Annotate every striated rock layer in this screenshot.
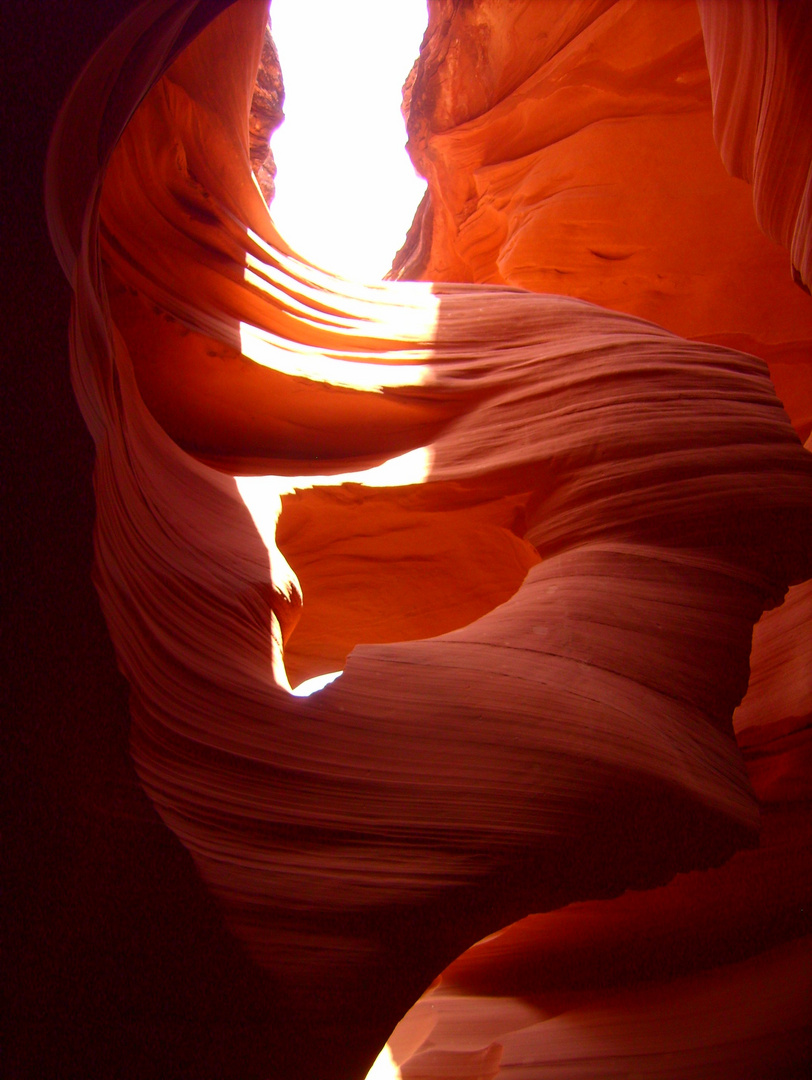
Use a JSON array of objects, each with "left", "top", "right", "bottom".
[
  {"left": 393, "top": 0, "right": 812, "bottom": 442},
  {"left": 385, "top": 2, "right": 812, "bottom": 1077},
  {"left": 45, "top": 1, "right": 812, "bottom": 1078}
]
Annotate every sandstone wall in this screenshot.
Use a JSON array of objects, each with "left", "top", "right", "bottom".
[{"left": 39, "top": 2, "right": 812, "bottom": 1077}]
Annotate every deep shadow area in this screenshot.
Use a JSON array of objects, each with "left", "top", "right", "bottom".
[{"left": 5, "top": 3, "right": 292, "bottom": 1077}]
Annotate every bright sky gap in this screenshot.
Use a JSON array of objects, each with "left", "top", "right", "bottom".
[{"left": 268, "top": 0, "right": 429, "bottom": 281}]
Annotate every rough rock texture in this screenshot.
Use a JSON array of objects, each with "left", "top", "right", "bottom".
[
  {"left": 40, "top": 1, "right": 812, "bottom": 1079},
  {"left": 383, "top": 2, "right": 812, "bottom": 1076},
  {"left": 392, "top": 0, "right": 812, "bottom": 443},
  {"left": 249, "top": 20, "right": 284, "bottom": 204}
]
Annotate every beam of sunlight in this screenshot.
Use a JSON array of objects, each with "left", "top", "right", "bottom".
[
  {"left": 289, "top": 670, "right": 343, "bottom": 698},
  {"left": 364, "top": 1043, "right": 402, "bottom": 1080},
  {"left": 235, "top": 446, "right": 433, "bottom": 533},
  {"left": 239, "top": 319, "right": 433, "bottom": 389},
  {"left": 269, "top": 0, "right": 428, "bottom": 280},
  {"left": 237, "top": 446, "right": 433, "bottom": 500},
  {"left": 237, "top": 2, "right": 436, "bottom": 699},
  {"left": 235, "top": 444, "right": 433, "bottom": 696}
]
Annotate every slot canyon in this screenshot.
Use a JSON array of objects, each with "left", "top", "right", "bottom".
[{"left": 7, "top": 1, "right": 812, "bottom": 1078}]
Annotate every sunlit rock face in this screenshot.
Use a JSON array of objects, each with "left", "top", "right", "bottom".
[
  {"left": 393, "top": 0, "right": 812, "bottom": 442},
  {"left": 385, "top": 2, "right": 812, "bottom": 1076},
  {"left": 45, "top": 1, "right": 812, "bottom": 1078},
  {"left": 249, "top": 20, "right": 284, "bottom": 204}
]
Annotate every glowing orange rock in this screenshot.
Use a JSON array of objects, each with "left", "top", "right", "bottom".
[
  {"left": 45, "top": 1, "right": 812, "bottom": 1077},
  {"left": 383, "top": 2, "right": 812, "bottom": 1075},
  {"left": 394, "top": 0, "right": 812, "bottom": 442}
]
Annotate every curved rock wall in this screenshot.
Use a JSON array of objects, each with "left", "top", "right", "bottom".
[
  {"left": 44, "top": 1, "right": 812, "bottom": 1078},
  {"left": 386, "top": 2, "right": 812, "bottom": 1076},
  {"left": 699, "top": 0, "right": 812, "bottom": 293},
  {"left": 393, "top": 0, "right": 812, "bottom": 442}
]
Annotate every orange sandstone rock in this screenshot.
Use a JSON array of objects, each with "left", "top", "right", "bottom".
[
  {"left": 394, "top": 0, "right": 812, "bottom": 440},
  {"left": 383, "top": 4, "right": 812, "bottom": 1076},
  {"left": 698, "top": 0, "right": 812, "bottom": 293},
  {"left": 44, "top": 1, "right": 812, "bottom": 1078}
]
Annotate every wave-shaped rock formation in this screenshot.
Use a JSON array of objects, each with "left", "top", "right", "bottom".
[
  {"left": 393, "top": 0, "right": 812, "bottom": 442},
  {"left": 43, "top": 1, "right": 811, "bottom": 1077}
]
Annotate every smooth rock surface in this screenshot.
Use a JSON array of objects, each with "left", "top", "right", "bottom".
[
  {"left": 393, "top": 0, "right": 812, "bottom": 442},
  {"left": 40, "top": 1, "right": 812, "bottom": 1078}
]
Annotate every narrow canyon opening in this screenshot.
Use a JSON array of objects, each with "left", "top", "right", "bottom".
[
  {"left": 267, "top": 0, "right": 429, "bottom": 280},
  {"left": 244, "top": 1, "right": 542, "bottom": 696}
]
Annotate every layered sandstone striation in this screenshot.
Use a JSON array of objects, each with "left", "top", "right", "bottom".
[
  {"left": 383, "top": 2, "right": 812, "bottom": 1076},
  {"left": 45, "top": 1, "right": 812, "bottom": 1078},
  {"left": 699, "top": 0, "right": 812, "bottom": 295}
]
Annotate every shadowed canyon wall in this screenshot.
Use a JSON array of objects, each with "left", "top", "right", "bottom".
[{"left": 8, "top": 1, "right": 811, "bottom": 1078}]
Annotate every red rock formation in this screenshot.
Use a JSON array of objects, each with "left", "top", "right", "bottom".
[
  {"left": 249, "top": 20, "right": 285, "bottom": 204},
  {"left": 698, "top": 0, "right": 812, "bottom": 294},
  {"left": 393, "top": 0, "right": 812, "bottom": 441},
  {"left": 383, "top": 3, "right": 812, "bottom": 1076},
  {"left": 43, "top": 1, "right": 812, "bottom": 1078}
]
